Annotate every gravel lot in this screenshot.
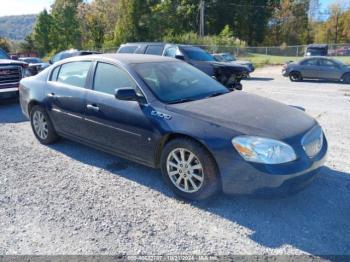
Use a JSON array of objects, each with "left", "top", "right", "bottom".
[{"left": 0, "top": 66, "right": 349, "bottom": 256}]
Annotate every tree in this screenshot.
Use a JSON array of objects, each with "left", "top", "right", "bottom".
[
  {"left": 19, "top": 35, "right": 36, "bottom": 53},
  {"left": 78, "top": 0, "right": 119, "bottom": 49},
  {"left": 113, "top": 0, "right": 155, "bottom": 45},
  {"left": 50, "top": 0, "right": 83, "bottom": 51},
  {"left": 32, "top": 9, "right": 54, "bottom": 56},
  {"left": 264, "top": 0, "right": 310, "bottom": 45},
  {"left": 0, "top": 37, "right": 11, "bottom": 53}
]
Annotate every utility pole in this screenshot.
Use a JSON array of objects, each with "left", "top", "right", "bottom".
[{"left": 199, "top": 0, "right": 205, "bottom": 37}]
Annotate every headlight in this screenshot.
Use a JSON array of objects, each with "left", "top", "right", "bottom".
[
  {"left": 232, "top": 136, "right": 297, "bottom": 164},
  {"left": 22, "top": 68, "right": 32, "bottom": 78}
]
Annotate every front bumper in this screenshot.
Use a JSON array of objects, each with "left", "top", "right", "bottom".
[
  {"left": 217, "top": 136, "right": 328, "bottom": 196},
  {"left": 0, "top": 84, "right": 19, "bottom": 99},
  {"left": 282, "top": 69, "right": 289, "bottom": 77}
]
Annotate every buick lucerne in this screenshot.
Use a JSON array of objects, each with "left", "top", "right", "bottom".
[{"left": 19, "top": 54, "right": 327, "bottom": 200}]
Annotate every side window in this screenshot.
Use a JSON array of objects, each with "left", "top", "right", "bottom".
[
  {"left": 302, "top": 59, "right": 318, "bottom": 66},
  {"left": 320, "top": 59, "right": 337, "bottom": 68},
  {"left": 118, "top": 46, "right": 138, "bottom": 54},
  {"left": 93, "top": 63, "right": 136, "bottom": 95},
  {"left": 50, "top": 66, "right": 60, "bottom": 81},
  {"left": 145, "top": 45, "right": 163, "bottom": 55},
  {"left": 57, "top": 61, "right": 91, "bottom": 88},
  {"left": 164, "top": 47, "right": 177, "bottom": 58}
]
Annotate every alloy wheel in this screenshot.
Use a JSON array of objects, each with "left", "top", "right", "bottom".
[
  {"left": 32, "top": 111, "right": 49, "bottom": 140},
  {"left": 166, "top": 148, "right": 204, "bottom": 193}
]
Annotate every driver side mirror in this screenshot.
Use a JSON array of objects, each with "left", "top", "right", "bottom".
[
  {"left": 175, "top": 55, "right": 185, "bottom": 61},
  {"left": 115, "top": 88, "right": 140, "bottom": 102}
]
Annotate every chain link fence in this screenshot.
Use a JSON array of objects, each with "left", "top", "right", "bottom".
[
  {"left": 99, "top": 44, "right": 350, "bottom": 65},
  {"left": 197, "top": 43, "right": 350, "bottom": 58}
]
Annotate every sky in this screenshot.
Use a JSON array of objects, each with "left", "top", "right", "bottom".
[
  {"left": 0, "top": 0, "right": 54, "bottom": 16},
  {"left": 0, "top": 0, "right": 348, "bottom": 17}
]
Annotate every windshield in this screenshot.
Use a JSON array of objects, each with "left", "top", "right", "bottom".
[
  {"left": 306, "top": 48, "right": 327, "bottom": 56},
  {"left": 133, "top": 61, "right": 229, "bottom": 103},
  {"left": 222, "top": 53, "right": 236, "bottom": 62},
  {"left": 181, "top": 47, "right": 215, "bottom": 61},
  {"left": 0, "top": 49, "right": 10, "bottom": 59}
]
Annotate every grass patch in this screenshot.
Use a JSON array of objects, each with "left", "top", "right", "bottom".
[{"left": 238, "top": 53, "right": 350, "bottom": 67}]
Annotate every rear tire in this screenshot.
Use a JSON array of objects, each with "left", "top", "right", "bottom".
[
  {"left": 30, "top": 105, "right": 59, "bottom": 144},
  {"left": 342, "top": 73, "right": 350, "bottom": 84},
  {"left": 289, "top": 71, "right": 302, "bottom": 82},
  {"left": 160, "top": 138, "right": 220, "bottom": 201}
]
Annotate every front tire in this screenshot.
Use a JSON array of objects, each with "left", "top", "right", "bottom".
[
  {"left": 289, "top": 71, "right": 302, "bottom": 82},
  {"left": 30, "top": 105, "right": 59, "bottom": 144},
  {"left": 160, "top": 138, "right": 220, "bottom": 201}
]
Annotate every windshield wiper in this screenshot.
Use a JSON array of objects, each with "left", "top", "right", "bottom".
[
  {"left": 168, "top": 98, "right": 196, "bottom": 104},
  {"left": 204, "top": 92, "right": 227, "bottom": 99}
]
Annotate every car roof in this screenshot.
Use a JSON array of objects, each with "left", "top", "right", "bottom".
[
  {"left": 19, "top": 57, "right": 40, "bottom": 59},
  {"left": 121, "top": 42, "right": 166, "bottom": 46},
  {"left": 302, "top": 56, "right": 332, "bottom": 59},
  {"left": 58, "top": 53, "right": 177, "bottom": 64},
  {"left": 121, "top": 42, "right": 203, "bottom": 49},
  {"left": 307, "top": 44, "right": 328, "bottom": 48}
]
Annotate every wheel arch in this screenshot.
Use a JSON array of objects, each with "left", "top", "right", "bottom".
[
  {"left": 289, "top": 70, "right": 302, "bottom": 76},
  {"left": 154, "top": 133, "right": 221, "bottom": 177},
  {"left": 28, "top": 100, "right": 40, "bottom": 115},
  {"left": 341, "top": 71, "right": 350, "bottom": 80}
]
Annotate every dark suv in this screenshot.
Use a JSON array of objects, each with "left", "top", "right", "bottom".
[
  {"left": 117, "top": 43, "right": 249, "bottom": 90},
  {"left": 0, "top": 48, "right": 31, "bottom": 100}
]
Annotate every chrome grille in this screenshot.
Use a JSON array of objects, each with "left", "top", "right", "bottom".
[
  {"left": 302, "top": 125, "right": 323, "bottom": 158},
  {"left": 0, "top": 66, "right": 22, "bottom": 85}
]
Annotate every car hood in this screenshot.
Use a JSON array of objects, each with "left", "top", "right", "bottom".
[
  {"left": 209, "top": 61, "right": 248, "bottom": 70},
  {"left": 0, "top": 59, "right": 27, "bottom": 67},
  {"left": 29, "top": 62, "right": 50, "bottom": 67},
  {"left": 188, "top": 60, "right": 248, "bottom": 76},
  {"left": 235, "top": 60, "right": 251, "bottom": 65},
  {"left": 166, "top": 92, "right": 316, "bottom": 140}
]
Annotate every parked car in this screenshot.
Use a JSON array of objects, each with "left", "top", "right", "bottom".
[
  {"left": 20, "top": 54, "right": 327, "bottom": 200},
  {"left": 304, "top": 44, "right": 328, "bottom": 57},
  {"left": 117, "top": 43, "right": 249, "bottom": 90},
  {"left": 328, "top": 46, "right": 350, "bottom": 56},
  {"left": 282, "top": 56, "right": 350, "bottom": 83},
  {"left": 0, "top": 48, "right": 32, "bottom": 100},
  {"left": 212, "top": 53, "right": 255, "bottom": 73},
  {"left": 19, "top": 57, "right": 50, "bottom": 73},
  {"left": 49, "top": 49, "right": 101, "bottom": 64}
]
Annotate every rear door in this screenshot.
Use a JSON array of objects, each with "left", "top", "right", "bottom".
[
  {"left": 83, "top": 62, "right": 156, "bottom": 163},
  {"left": 46, "top": 61, "right": 92, "bottom": 136},
  {"left": 318, "top": 58, "right": 343, "bottom": 80},
  {"left": 299, "top": 58, "right": 320, "bottom": 78}
]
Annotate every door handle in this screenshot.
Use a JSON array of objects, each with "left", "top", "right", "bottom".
[
  {"left": 47, "top": 92, "right": 55, "bottom": 98},
  {"left": 87, "top": 104, "right": 100, "bottom": 112}
]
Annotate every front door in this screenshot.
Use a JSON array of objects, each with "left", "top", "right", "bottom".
[
  {"left": 83, "top": 62, "right": 156, "bottom": 164},
  {"left": 46, "top": 61, "right": 92, "bottom": 136}
]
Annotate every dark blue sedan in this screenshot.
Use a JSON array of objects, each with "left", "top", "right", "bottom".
[{"left": 19, "top": 54, "right": 327, "bottom": 200}]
